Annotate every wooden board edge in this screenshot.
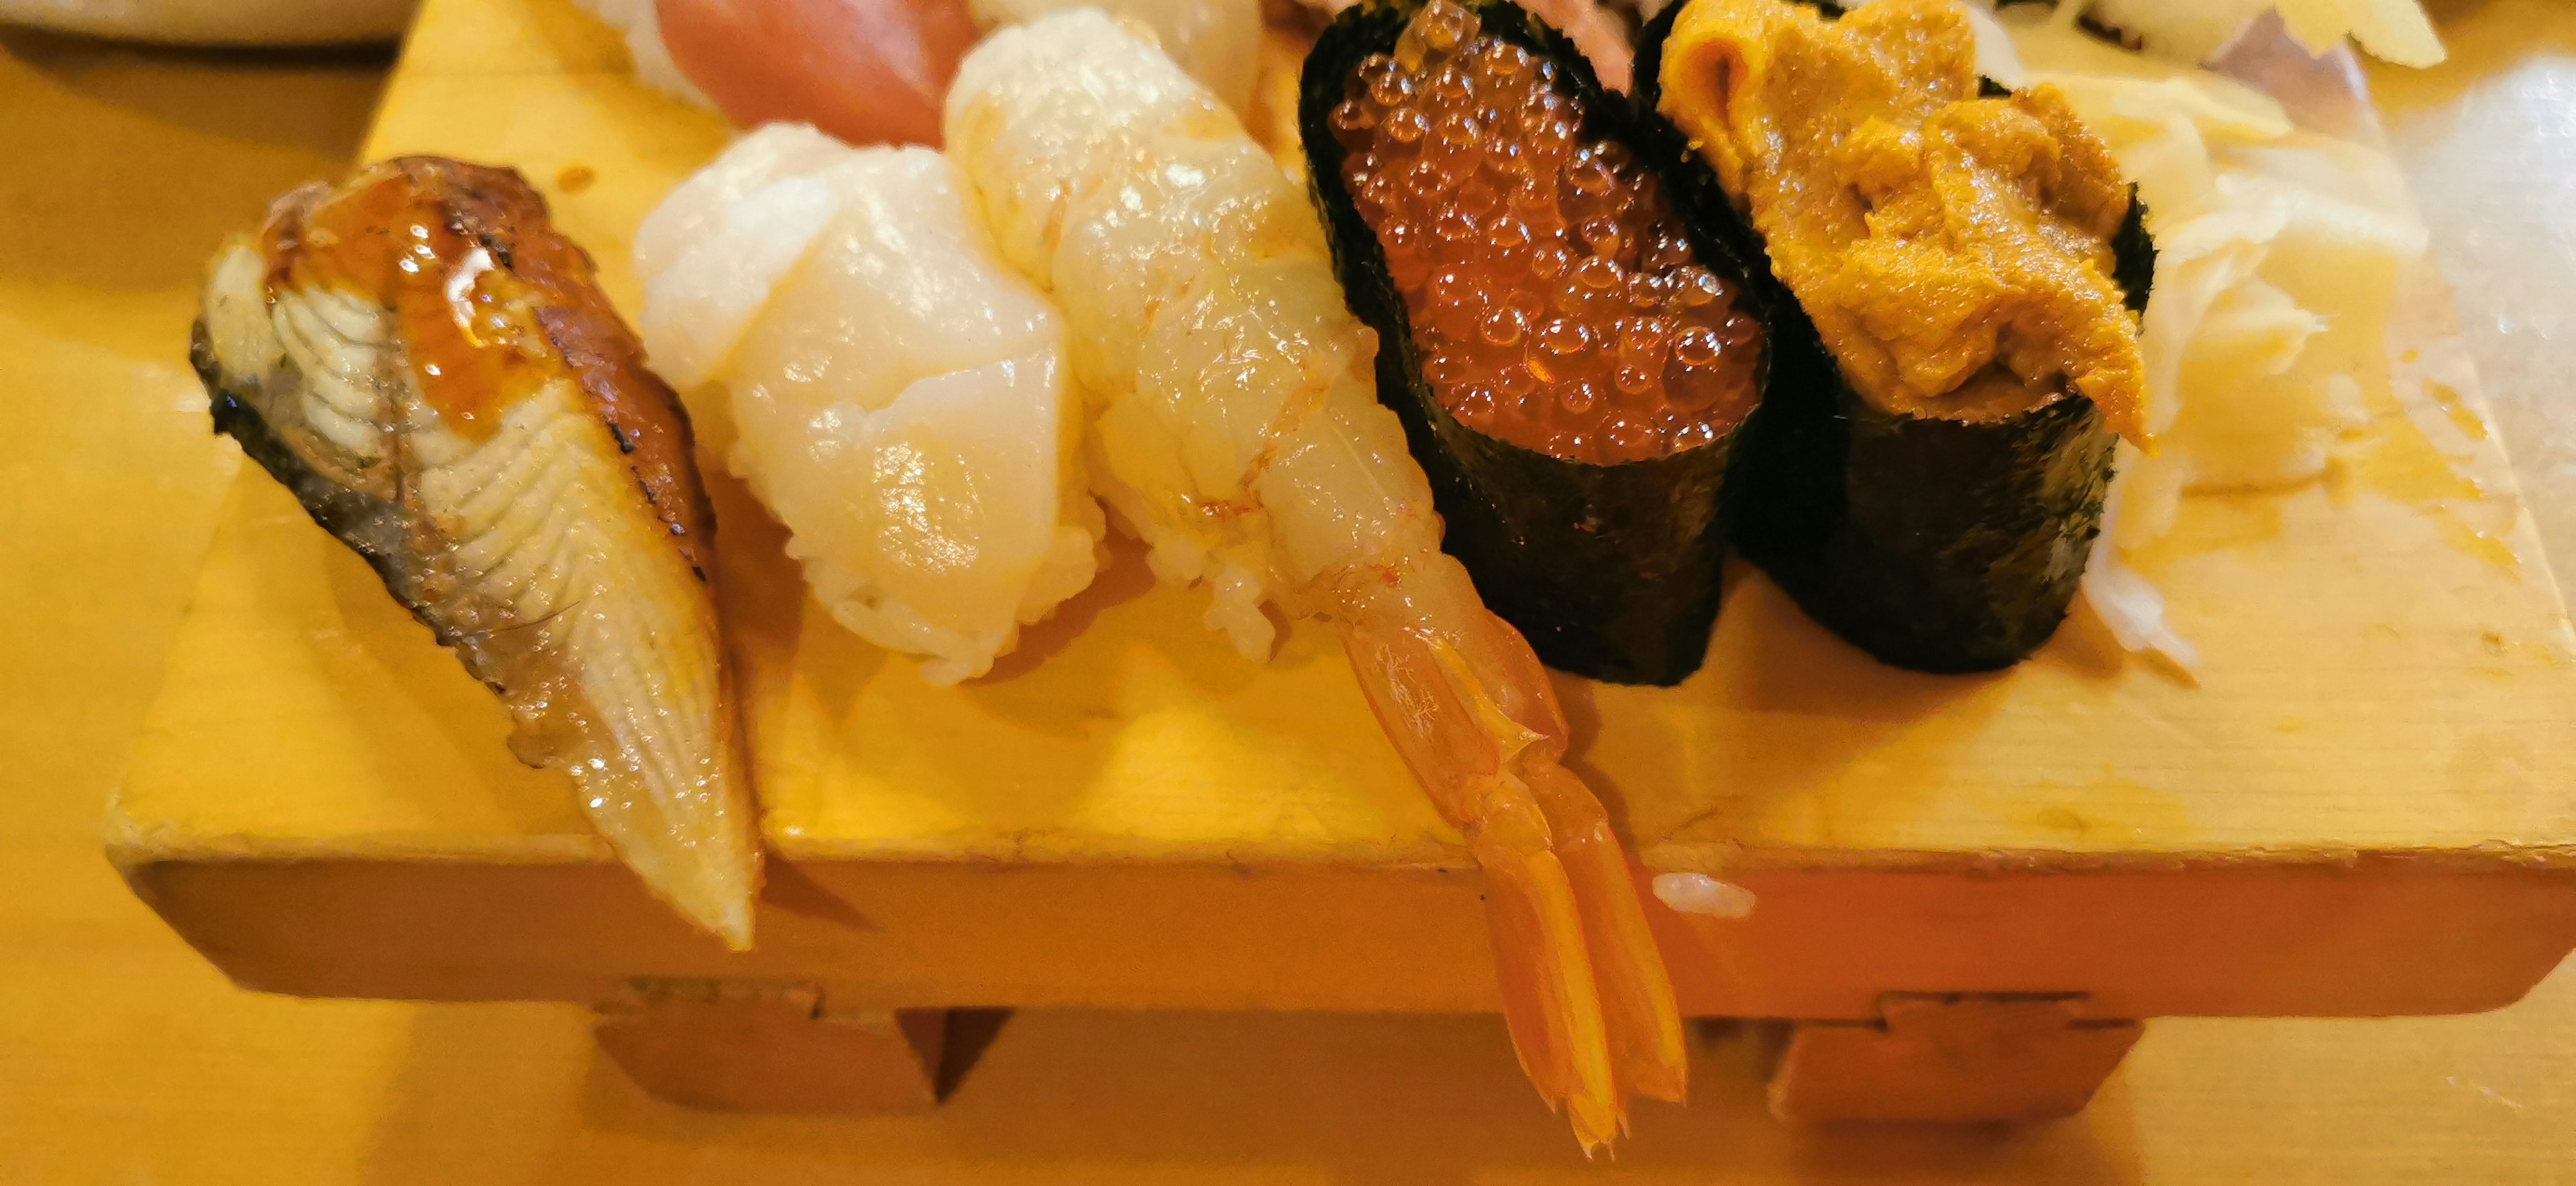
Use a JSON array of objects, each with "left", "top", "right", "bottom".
[{"left": 121, "top": 853, "right": 2576, "bottom": 1022}]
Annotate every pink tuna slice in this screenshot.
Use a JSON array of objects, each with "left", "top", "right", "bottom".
[{"left": 657, "top": 0, "right": 983, "bottom": 146}]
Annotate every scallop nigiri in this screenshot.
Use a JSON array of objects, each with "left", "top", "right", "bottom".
[
  {"left": 947, "top": 11, "right": 1685, "bottom": 1150},
  {"left": 633, "top": 124, "right": 1104, "bottom": 684},
  {"left": 191, "top": 158, "right": 760, "bottom": 947}
]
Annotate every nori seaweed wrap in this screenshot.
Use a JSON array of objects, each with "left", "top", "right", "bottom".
[
  {"left": 1641, "top": 0, "right": 2157, "bottom": 673},
  {"left": 1301, "top": 0, "right": 1774, "bottom": 686}
]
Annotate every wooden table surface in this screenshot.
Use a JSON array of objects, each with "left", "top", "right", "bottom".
[{"left": 7, "top": 0, "right": 2576, "bottom": 1179}]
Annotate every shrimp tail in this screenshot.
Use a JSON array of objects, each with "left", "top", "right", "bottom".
[
  {"left": 1520, "top": 759, "right": 1690, "bottom": 1108},
  {"left": 1470, "top": 784, "right": 1624, "bottom": 1150},
  {"left": 936, "top": 9, "right": 1683, "bottom": 1146},
  {"left": 1342, "top": 596, "right": 1686, "bottom": 1152}
]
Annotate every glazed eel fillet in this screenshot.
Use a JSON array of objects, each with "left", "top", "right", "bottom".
[{"left": 190, "top": 158, "right": 760, "bottom": 947}]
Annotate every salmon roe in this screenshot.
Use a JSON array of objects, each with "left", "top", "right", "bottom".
[{"left": 1331, "top": 0, "right": 1760, "bottom": 466}]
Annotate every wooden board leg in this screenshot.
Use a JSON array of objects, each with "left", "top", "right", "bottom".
[
  {"left": 1767, "top": 993, "right": 2141, "bottom": 1124},
  {"left": 594, "top": 980, "right": 952, "bottom": 1113}
]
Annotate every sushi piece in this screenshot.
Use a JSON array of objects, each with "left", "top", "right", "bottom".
[
  {"left": 191, "top": 158, "right": 760, "bottom": 947},
  {"left": 1298, "top": 0, "right": 1644, "bottom": 91},
  {"left": 970, "top": 0, "right": 1264, "bottom": 116},
  {"left": 1301, "top": 0, "right": 1769, "bottom": 686},
  {"left": 571, "top": 0, "right": 714, "bottom": 108},
  {"left": 655, "top": 0, "right": 983, "bottom": 146},
  {"left": 605, "top": 0, "right": 1266, "bottom": 143},
  {"left": 947, "top": 10, "right": 1684, "bottom": 1150},
  {"left": 633, "top": 124, "right": 1105, "bottom": 684},
  {"left": 1648, "top": 0, "right": 2155, "bottom": 672}
]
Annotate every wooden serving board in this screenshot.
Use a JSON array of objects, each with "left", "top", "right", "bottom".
[{"left": 115, "top": 0, "right": 2576, "bottom": 1042}]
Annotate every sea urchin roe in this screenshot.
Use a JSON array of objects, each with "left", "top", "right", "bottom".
[
  {"left": 268, "top": 164, "right": 561, "bottom": 438},
  {"left": 1656, "top": 0, "right": 2144, "bottom": 440},
  {"left": 1332, "top": 0, "right": 1760, "bottom": 466}
]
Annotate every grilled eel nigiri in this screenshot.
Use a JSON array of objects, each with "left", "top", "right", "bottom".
[{"left": 191, "top": 158, "right": 760, "bottom": 947}]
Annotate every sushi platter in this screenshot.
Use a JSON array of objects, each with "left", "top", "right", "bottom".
[{"left": 114, "top": 0, "right": 2576, "bottom": 1130}]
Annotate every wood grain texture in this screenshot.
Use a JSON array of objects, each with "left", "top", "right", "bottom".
[
  {"left": 103, "top": 0, "right": 2576, "bottom": 1018},
  {"left": 9, "top": 6, "right": 2576, "bottom": 1176}
]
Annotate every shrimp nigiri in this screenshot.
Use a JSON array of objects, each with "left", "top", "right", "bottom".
[
  {"left": 946, "top": 11, "right": 1684, "bottom": 1149},
  {"left": 191, "top": 159, "right": 760, "bottom": 947},
  {"left": 633, "top": 124, "right": 1104, "bottom": 683},
  {"left": 971, "top": 0, "right": 1263, "bottom": 114}
]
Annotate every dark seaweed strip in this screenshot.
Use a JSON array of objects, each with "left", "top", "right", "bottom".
[
  {"left": 1300, "top": 0, "right": 1770, "bottom": 686},
  {"left": 2114, "top": 194, "right": 2157, "bottom": 314},
  {"left": 1629, "top": 1, "right": 1779, "bottom": 321},
  {"left": 1637, "top": 3, "right": 2156, "bottom": 673}
]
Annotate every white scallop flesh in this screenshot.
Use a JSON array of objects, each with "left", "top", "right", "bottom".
[{"left": 637, "top": 124, "right": 1104, "bottom": 684}]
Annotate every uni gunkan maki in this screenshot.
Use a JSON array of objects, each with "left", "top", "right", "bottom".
[
  {"left": 1301, "top": 0, "right": 1768, "bottom": 686},
  {"left": 1645, "top": 0, "right": 2156, "bottom": 673}
]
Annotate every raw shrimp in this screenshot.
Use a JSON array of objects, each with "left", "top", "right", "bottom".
[
  {"left": 970, "top": 0, "right": 1263, "bottom": 115},
  {"left": 946, "top": 10, "right": 1684, "bottom": 1149},
  {"left": 633, "top": 125, "right": 1104, "bottom": 684}
]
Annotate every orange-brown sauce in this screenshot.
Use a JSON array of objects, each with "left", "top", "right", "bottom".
[
  {"left": 266, "top": 162, "right": 559, "bottom": 438},
  {"left": 1332, "top": 0, "right": 1760, "bottom": 466}
]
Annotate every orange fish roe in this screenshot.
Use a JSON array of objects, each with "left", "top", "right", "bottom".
[{"left": 1331, "top": 0, "right": 1760, "bottom": 466}]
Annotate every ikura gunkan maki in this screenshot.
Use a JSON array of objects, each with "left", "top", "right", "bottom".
[
  {"left": 1322, "top": 16, "right": 1760, "bottom": 463},
  {"left": 1647, "top": 0, "right": 2155, "bottom": 673},
  {"left": 1301, "top": 0, "right": 1768, "bottom": 686}
]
